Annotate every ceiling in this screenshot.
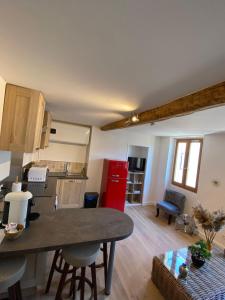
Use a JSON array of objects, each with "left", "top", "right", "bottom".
[{"left": 1, "top": 0, "right": 225, "bottom": 133}]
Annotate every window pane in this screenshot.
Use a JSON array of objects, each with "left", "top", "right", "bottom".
[
  {"left": 186, "top": 141, "right": 201, "bottom": 188},
  {"left": 174, "top": 142, "right": 186, "bottom": 183}
]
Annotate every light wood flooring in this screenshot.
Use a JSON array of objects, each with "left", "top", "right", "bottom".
[{"left": 27, "top": 205, "right": 198, "bottom": 300}]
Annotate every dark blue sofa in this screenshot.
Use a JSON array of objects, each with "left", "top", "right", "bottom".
[{"left": 156, "top": 189, "right": 186, "bottom": 224}]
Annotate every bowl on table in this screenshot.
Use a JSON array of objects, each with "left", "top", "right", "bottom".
[{"left": 4, "top": 223, "right": 24, "bottom": 240}]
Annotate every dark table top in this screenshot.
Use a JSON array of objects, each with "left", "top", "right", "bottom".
[{"left": 0, "top": 208, "right": 134, "bottom": 257}]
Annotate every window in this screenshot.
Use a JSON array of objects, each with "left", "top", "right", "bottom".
[{"left": 172, "top": 139, "right": 203, "bottom": 193}]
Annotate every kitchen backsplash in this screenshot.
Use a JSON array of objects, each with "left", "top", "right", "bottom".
[{"left": 33, "top": 160, "right": 86, "bottom": 174}]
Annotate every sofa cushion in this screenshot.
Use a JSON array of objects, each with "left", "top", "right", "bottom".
[
  {"left": 164, "top": 189, "right": 185, "bottom": 213},
  {"left": 157, "top": 200, "right": 180, "bottom": 215}
]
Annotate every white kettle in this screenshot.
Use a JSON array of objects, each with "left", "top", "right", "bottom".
[{"left": 3, "top": 191, "right": 33, "bottom": 227}]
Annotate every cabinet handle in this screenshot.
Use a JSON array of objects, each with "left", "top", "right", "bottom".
[{"left": 112, "top": 180, "right": 119, "bottom": 183}]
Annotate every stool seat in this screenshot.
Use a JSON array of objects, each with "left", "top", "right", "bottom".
[
  {"left": 62, "top": 243, "right": 100, "bottom": 268},
  {"left": 0, "top": 256, "right": 26, "bottom": 291}
]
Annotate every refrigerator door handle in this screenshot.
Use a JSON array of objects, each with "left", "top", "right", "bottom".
[
  {"left": 112, "top": 174, "right": 120, "bottom": 177},
  {"left": 111, "top": 180, "right": 119, "bottom": 183}
]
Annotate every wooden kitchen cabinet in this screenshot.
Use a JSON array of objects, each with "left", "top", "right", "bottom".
[
  {"left": 0, "top": 84, "right": 45, "bottom": 152},
  {"left": 40, "top": 111, "right": 52, "bottom": 149},
  {"left": 56, "top": 179, "right": 86, "bottom": 208}
]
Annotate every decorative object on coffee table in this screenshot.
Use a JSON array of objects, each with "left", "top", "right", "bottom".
[
  {"left": 193, "top": 205, "right": 225, "bottom": 251},
  {"left": 179, "top": 263, "right": 189, "bottom": 279},
  {"left": 189, "top": 240, "right": 211, "bottom": 268}
]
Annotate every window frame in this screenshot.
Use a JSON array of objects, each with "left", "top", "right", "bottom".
[{"left": 172, "top": 138, "right": 203, "bottom": 193}]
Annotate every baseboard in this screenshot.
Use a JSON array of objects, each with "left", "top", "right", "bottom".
[{"left": 142, "top": 202, "right": 155, "bottom": 206}]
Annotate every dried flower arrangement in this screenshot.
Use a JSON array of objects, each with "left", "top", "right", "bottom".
[{"left": 193, "top": 205, "right": 225, "bottom": 250}]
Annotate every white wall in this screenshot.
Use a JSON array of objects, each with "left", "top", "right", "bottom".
[
  {"left": 197, "top": 132, "right": 225, "bottom": 246},
  {"left": 150, "top": 137, "right": 171, "bottom": 203},
  {"left": 128, "top": 145, "right": 148, "bottom": 158},
  {"left": 23, "top": 152, "right": 34, "bottom": 166},
  {"left": 32, "top": 121, "right": 89, "bottom": 163},
  {"left": 150, "top": 137, "right": 198, "bottom": 213},
  {"left": 0, "top": 77, "right": 11, "bottom": 181},
  {"left": 150, "top": 133, "right": 225, "bottom": 246},
  {"left": 50, "top": 121, "right": 90, "bottom": 145},
  {"left": 86, "top": 126, "right": 156, "bottom": 204},
  {"left": 34, "top": 142, "right": 87, "bottom": 163}
]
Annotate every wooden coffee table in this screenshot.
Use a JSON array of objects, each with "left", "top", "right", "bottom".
[{"left": 152, "top": 247, "right": 225, "bottom": 300}]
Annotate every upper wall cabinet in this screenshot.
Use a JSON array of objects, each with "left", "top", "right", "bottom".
[
  {"left": 0, "top": 84, "right": 45, "bottom": 153},
  {"left": 50, "top": 121, "right": 91, "bottom": 145},
  {"left": 40, "top": 111, "right": 52, "bottom": 149}
]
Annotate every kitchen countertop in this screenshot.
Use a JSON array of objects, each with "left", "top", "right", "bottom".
[
  {"left": 0, "top": 208, "right": 134, "bottom": 256},
  {"left": 48, "top": 172, "right": 88, "bottom": 180},
  {"left": 25, "top": 172, "right": 88, "bottom": 198},
  {"left": 2, "top": 172, "right": 88, "bottom": 199}
]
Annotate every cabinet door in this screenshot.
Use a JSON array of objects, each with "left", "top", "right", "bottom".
[
  {"left": 40, "top": 111, "right": 52, "bottom": 149},
  {"left": 33, "top": 93, "right": 45, "bottom": 151},
  {"left": 0, "top": 84, "right": 45, "bottom": 152},
  {"left": 57, "top": 179, "right": 86, "bottom": 209}
]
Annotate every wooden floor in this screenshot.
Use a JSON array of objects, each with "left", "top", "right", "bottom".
[{"left": 27, "top": 206, "right": 197, "bottom": 300}]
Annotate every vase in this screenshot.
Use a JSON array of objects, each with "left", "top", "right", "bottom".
[
  {"left": 206, "top": 241, "right": 212, "bottom": 252},
  {"left": 191, "top": 254, "right": 205, "bottom": 268}
]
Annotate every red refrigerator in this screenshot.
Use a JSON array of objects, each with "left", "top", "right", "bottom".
[{"left": 100, "top": 159, "right": 128, "bottom": 212}]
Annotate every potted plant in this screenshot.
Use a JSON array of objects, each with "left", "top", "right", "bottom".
[
  {"left": 193, "top": 205, "right": 225, "bottom": 251},
  {"left": 189, "top": 240, "right": 211, "bottom": 268}
]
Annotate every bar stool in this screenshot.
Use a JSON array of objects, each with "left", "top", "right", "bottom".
[
  {"left": 0, "top": 256, "right": 27, "bottom": 300},
  {"left": 55, "top": 243, "right": 100, "bottom": 300},
  {"left": 46, "top": 243, "right": 108, "bottom": 294}
]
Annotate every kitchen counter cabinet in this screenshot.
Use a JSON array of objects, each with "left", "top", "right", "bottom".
[
  {"left": 48, "top": 171, "right": 88, "bottom": 180},
  {"left": 56, "top": 178, "right": 86, "bottom": 208},
  {"left": 0, "top": 84, "right": 45, "bottom": 153}
]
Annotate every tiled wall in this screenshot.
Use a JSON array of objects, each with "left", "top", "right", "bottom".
[{"left": 33, "top": 160, "right": 86, "bottom": 174}]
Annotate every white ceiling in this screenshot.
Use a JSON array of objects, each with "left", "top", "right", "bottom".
[{"left": 1, "top": 0, "right": 225, "bottom": 134}]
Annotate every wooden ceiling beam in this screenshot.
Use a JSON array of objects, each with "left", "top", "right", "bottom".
[{"left": 101, "top": 81, "right": 225, "bottom": 131}]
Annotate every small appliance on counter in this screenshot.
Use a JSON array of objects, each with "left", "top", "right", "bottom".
[
  {"left": 28, "top": 166, "right": 48, "bottom": 182},
  {"left": 2, "top": 191, "right": 33, "bottom": 228}
]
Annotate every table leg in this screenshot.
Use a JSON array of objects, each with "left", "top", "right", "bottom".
[{"left": 105, "top": 241, "right": 116, "bottom": 295}]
